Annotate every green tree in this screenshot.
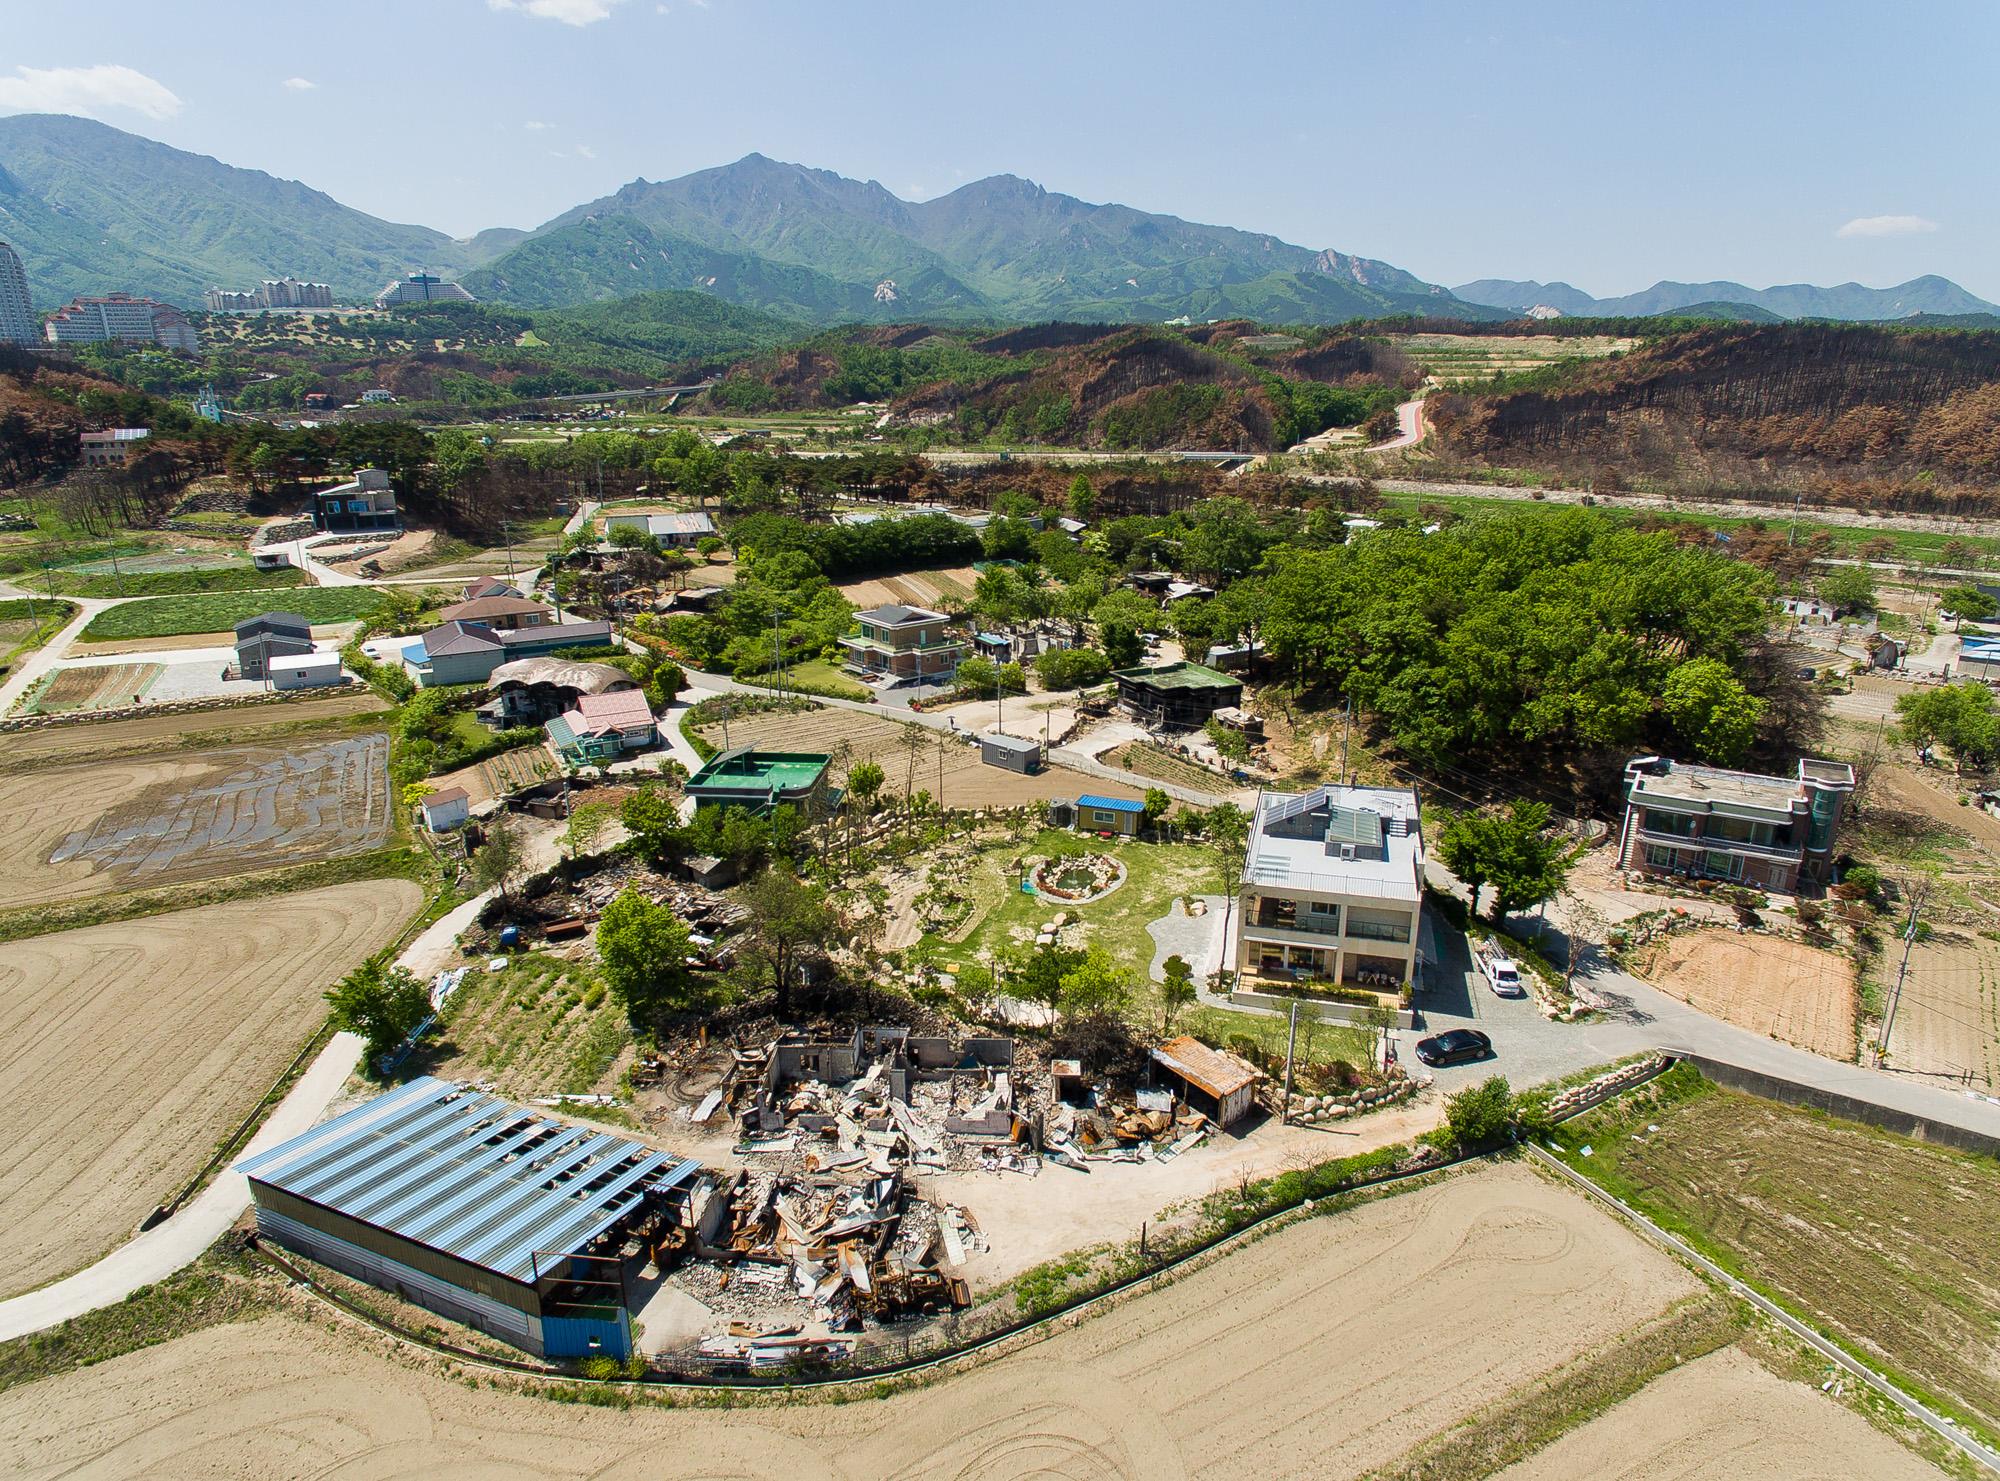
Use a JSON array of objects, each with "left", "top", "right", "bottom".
[
  {"left": 1895, "top": 683, "right": 2000, "bottom": 770},
  {"left": 1659, "top": 657, "right": 1764, "bottom": 764},
  {"left": 1438, "top": 1075, "right": 1516, "bottom": 1150},
  {"left": 1013, "top": 944, "right": 1088, "bottom": 1016},
  {"left": 620, "top": 789, "right": 684, "bottom": 864},
  {"left": 565, "top": 800, "right": 613, "bottom": 860},
  {"left": 737, "top": 868, "right": 839, "bottom": 1018},
  {"left": 1059, "top": 946, "right": 1131, "bottom": 1019},
  {"left": 1099, "top": 620, "right": 1144, "bottom": 669},
  {"left": 1142, "top": 787, "right": 1172, "bottom": 829},
  {"left": 1160, "top": 953, "right": 1197, "bottom": 1032},
  {"left": 472, "top": 815, "right": 523, "bottom": 902},
  {"left": 595, "top": 888, "right": 703, "bottom": 1027},
  {"left": 847, "top": 759, "right": 885, "bottom": 808},
  {"left": 1034, "top": 647, "right": 1111, "bottom": 690},
  {"left": 326, "top": 961, "right": 433, "bottom": 1067},
  {"left": 1818, "top": 566, "right": 1876, "bottom": 613},
  {"left": 1067, "top": 473, "right": 1095, "bottom": 522},
  {"left": 1940, "top": 585, "right": 1998, "bottom": 630},
  {"left": 1437, "top": 800, "right": 1573, "bottom": 921}
]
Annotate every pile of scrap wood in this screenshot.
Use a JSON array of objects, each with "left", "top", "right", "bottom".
[
  {"left": 695, "top": 1168, "right": 971, "bottom": 1327},
  {"left": 1042, "top": 1092, "right": 1209, "bottom": 1170}
]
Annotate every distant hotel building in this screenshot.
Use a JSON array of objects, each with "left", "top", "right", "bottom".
[
  {"left": 43, "top": 293, "right": 200, "bottom": 354},
  {"left": 0, "top": 242, "right": 33, "bottom": 345},
  {"left": 205, "top": 277, "right": 335, "bottom": 312},
  {"left": 375, "top": 272, "right": 473, "bottom": 308}
]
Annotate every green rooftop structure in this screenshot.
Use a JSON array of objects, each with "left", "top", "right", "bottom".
[
  {"left": 684, "top": 745, "right": 835, "bottom": 818},
  {"left": 1111, "top": 661, "right": 1243, "bottom": 730}
]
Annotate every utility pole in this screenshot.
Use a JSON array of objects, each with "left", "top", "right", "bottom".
[
  {"left": 1339, "top": 693, "right": 1353, "bottom": 782},
  {"left": 1787, "top": 489, "right": 1803, "bottom": 548},
  {"left": 503, "top": 515, "right": 517, "bottom": 580},
  {"left": 1876, "top": 885, "right": 1927, "bottom": 1066},
  {"left": 1280, "top": 999, "right": 1300, "bottom": 1125}
]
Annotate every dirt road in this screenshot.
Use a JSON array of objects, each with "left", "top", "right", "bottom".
[
  {"left": 0, "top": 881, "right": 421, "bottom": 1299},
  {"left": 0, "top": 1165, "right": 1728, "bottom": 1478}
]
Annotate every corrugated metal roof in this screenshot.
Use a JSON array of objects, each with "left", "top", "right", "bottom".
[
  {"left": 1152, "top": 1036, "right": 1256, "bottom": 1098},
  {"left": 1076, "top": 794, "right": 1145, "bottom": 813},
  {"left": 237, "top": 1077, "right": 697, "bottom": 1285}
]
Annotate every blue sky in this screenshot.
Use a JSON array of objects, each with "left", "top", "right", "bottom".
[{"left": 4, "top": 0, "right": 1995, "bottom": 299}]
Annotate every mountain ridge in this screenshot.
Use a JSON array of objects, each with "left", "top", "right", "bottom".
[{"left": 1454, "top": 274, "right": 1999, "bottom": 321}]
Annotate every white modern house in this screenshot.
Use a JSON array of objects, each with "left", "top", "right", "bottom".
[{"left": 1234, "top": 784, "right": 1425, "bottom": 992}]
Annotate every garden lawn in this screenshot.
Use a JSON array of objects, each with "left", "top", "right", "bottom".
[
  {"left": 80, "top": 587, "right": 383, "bottom": 641},
  {"left": 53, "top": 567, "right": 306, "bottom": 600},
  {"left": 928, "top": 829, "right": 1217, "bottom": 1018}
]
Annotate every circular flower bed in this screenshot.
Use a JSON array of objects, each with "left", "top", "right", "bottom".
[{"left": 1031, "top": 852, "right": 1126, "bottom": 902}]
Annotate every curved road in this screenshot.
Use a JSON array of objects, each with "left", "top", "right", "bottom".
[{"left": 1363, "top": 398, "right": 1428, "bottom": 452}]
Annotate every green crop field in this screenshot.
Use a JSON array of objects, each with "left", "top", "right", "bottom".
[{"left": 80, "top": 587, "right": 383, "bottom": 641}]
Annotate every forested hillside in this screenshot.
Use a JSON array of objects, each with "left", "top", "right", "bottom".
[{"left": 1426, "top": 323, "right": 2000, "bottom": 506}]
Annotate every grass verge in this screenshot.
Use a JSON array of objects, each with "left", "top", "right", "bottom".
[
  {"left": 51, "top": 566, "right": 307, "bottom": 599},
  {"left": 0, "top": 1247, "right": 273, "bottom": 1395}
]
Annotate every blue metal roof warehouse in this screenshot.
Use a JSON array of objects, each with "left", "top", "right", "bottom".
[{"left": 237, "top": 1076, "right": 700, "bottom": 1358}]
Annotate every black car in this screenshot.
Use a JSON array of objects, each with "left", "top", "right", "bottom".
[{"left": 1415, "top": 1028, "right": 1493, "bottom": 1067}]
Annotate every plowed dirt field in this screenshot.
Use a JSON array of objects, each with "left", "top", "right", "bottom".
[
  {"left": 0, "top": 881, "right": 421, "bottom": 1299},
  {"left": 0, "top": 736, "right": 392, "bottom": 909},
  {"left": 0, "top": 1166, "right": 1721, "bottom": 1477},
  {"left": 1641, "top": 929, "right": 1857, "bottom": 1060}
]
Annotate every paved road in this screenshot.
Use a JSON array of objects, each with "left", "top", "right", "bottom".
[
  {"left": 0, "top": 585, "right": 116, "bottom": 713},
  {"left": 1360, "top": 399, "right": 1428, "bottom": 453}
]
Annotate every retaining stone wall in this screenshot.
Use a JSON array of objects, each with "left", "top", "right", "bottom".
[{"left": 0, "top": 679, "right": 356, "bottom": 732}]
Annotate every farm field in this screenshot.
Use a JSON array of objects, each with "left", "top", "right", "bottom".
[
  {"left": 1892, "top": 931, "right": 2000, "bottom": 1087},
  {"left": 28, "top": 661, "right": 163, "bottom": 713},
  {"left": 2, "top": 1164, "right": 1873, "bottom": 1480},
  {"left": 837, "top": 564, "right": 977, "bottom": 611},
  {"left": 78, "top": 587, "right": 382, "bottom": 642},
  {"left": 0, "top": 881, "right": 422, "bottom": 1299},
  {"left": 1637, "top": 929, "right": 1856, "bottom": 1060},
  {"left": 410, "top": 952, "right": 633, "bottom": 1109},
  {"left": 1550, "top": 1068, "right": 2000, "bottom": 1444},
  {"left": 0, "top": 692, "right": 389, "bottom": 772},
  {"left": 0, "top": 736, "right": 392, "bottom": 908},
  {"left": 1491, "top": 1344, "right": 1936, "bottom": 1481},
  {"left": 696, "top": 708, "right": 1140, "bottom": 810}
]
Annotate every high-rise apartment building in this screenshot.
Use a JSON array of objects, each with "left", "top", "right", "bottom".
[
  {"left": 43, "top": 293, "right": 200, "bottom": 354},
  {"left": 204, "top": 277, "right": 335, "bottom": 312},
  {"left": 0, "top": 242, "right": 34, "bottom": 345}
]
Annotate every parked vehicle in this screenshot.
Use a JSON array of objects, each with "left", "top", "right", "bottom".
[
  {"left": 1415, "top": 1028, "right": 1493, "bottom": 1067},
  {"left": 1484, "top": 956, "right": 1525, "bottom": 997}
]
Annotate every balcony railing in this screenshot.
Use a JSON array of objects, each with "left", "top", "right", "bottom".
[
  {"left": 1253, "top": 911, "right": 1341, "bottom": 936},
  {"left": 1344, "top": 921, "right": 1411, "bottom": 944},
  {"left": 1636, "top": 827, "right": 1802, "bottom": 860}
]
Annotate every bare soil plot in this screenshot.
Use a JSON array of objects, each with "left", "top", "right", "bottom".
[
  {"left": 1493, "top": 1344, "right": 1937, "bottom": 1481},
  {"left": 1560, "top": 1078, "right": 2000, "bottom": 1437},
  {"left": 1888, "top": 929, "right": 2000, "bottom": 1087},
  {"left": 0, "top": 736, "right": 392, "bottom": 909},
  {"left": 0, "top": 1165, "right": 1708, "bottom": 1478},
  {"left": 30, "top": 661, "right": 162, "bottom": 713},
  {"left": 699, "top": 708, "right": 1141, "bottom": 809},
  {"left": 1640, "top": 929, "right": 1856, "bottom": 1060},
  {"left": 0, "top": 881, "right": 421, "bottom": 1299},
  {"left": 0, "top": 692, "right": 388, "bottom": 772},
  {"left": 838, "top": 565, "right": 978, "bottom": 611}
]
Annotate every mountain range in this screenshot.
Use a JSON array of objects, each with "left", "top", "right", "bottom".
[
  {"left": 0, "top": 113, "right": 1990, "bottom": 332},
  {"left": 1452, "top": 276, "right": 1999, "bottom": 321}
]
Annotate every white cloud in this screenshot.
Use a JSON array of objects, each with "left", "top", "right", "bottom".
[
  {"left": 282, "top": 77, "right": 315, "bottom": 90},
  {"left": 1837, "top": 215, "right": 1940, "bottom": 238},
  {"left": 487, "top": 0, "right": 628, "bottom": 25},
  {"left": 525, "top": 119, "right": 552, "bottom": 130},
  {"left": 575, "top": 144, "right": 596, "bottom": 159},
  {"left": 0, "top": 64, "right": 182, "bottom": 121}
]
